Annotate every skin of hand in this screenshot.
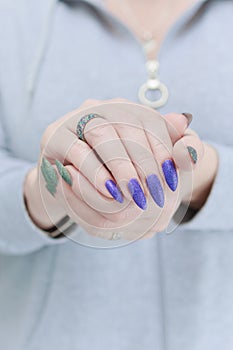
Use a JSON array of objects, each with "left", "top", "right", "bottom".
[{"left": 23, "top": 98, "right": 218, "bottom": 241}]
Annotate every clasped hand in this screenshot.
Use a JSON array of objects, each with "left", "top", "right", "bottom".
[{"left": 39, "top": 98, "right": 204, "bottom": 240}]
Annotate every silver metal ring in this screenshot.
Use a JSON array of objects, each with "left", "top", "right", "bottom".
[{"left": 76, "top": 113, "right": 105, "bottom": 142}]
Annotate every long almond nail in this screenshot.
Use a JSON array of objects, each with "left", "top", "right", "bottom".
[
  {"left": 128, "top": 178, "right": 147, "bottom": 210},
  {"left": 182, "top": 113, "right": 193, "bottom": 126},
  {"left": 55, "top": 160, "right": 72, "bottom": 186},
  {"left": 41, "top": 158, "right": 58, "bottom": 196},
  {"left": 146, "top": 174, "right": 164, "bottom": 208},
  {"left": 105, "top": 180, "right": 124, "bottom": 203},
  {"left": 187, "top": 146, "right": 197, "bottom": 164},
  {"left": 162, "top": 159, "right": 178, "bottom": 192}
]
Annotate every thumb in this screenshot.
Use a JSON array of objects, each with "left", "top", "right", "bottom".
[
  {"left": 172, "top": 129, "right": 205, "bottom": 172},
  {"left": 162, "top": 112, "right": 193, "bottom": 144}
]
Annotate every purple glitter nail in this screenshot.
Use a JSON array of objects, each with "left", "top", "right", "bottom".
[
  {"left": 128, "top": 178, "right": 147, "bottom": 210},
  {"left": 146, "top": 174, "right": 164, "bottom": 208},
  {"left": 162, "top": 159, "right": 178, "bottom": 191},
  {"left": 105, "top": 180, "right": 123, "bottom": 203}
]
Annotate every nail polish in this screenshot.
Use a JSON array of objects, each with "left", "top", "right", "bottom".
[
  {"left": 41, "top": 158, "right": 58, "bottom": 196},
  {"left": 105, "top": 180, "right": 124, "bottom": 203},
  {"left": 162, "top": 159, "right": 178, "bottom": 191},
  {"left": 128, "top": 178, "right": 147, "bottom": 210},
  {"left": 55, "top": 159, "right": 72, "bottom": 186},
  {"left": 182, "top": 113, "right": 193, "bottom": 126},
  {"left": 187, "top": 146, "right": 197, "bottom": 164},
  {"left": 146, "top": 174, "right": 164, "bottom": 208}
]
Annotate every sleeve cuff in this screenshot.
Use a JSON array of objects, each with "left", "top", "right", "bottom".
[{"left": 0, "top": 163, "right": 68, "bottom": 255}]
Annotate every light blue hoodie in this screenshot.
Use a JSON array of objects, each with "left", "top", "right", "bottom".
[{"left": 0, "top": 0, "right": 233, "bottom": 349}]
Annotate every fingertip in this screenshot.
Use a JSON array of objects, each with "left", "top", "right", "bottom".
[
  {"left": 162, "top": 113, "right": 190, "bottom": 144},
  {"left": 182, "top": 113, "right": 193, "bottom": 126}
]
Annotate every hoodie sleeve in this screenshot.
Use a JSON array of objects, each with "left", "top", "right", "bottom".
[
  {"left": 0, "top": 1, "right": 76, "bottom": 255},
  {"left": 0, "top": 114, "right": 71, "bottom": 255}
]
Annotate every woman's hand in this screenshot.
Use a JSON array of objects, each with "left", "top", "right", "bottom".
[{"left": 24, "top": 98, "right": 207, "bottom": 241}]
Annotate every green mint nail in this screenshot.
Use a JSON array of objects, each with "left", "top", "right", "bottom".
[
  {"left": 187, "top": 146, "right": 197, "bottom": 164},
  {"left": 41, "top": 158, "right": 58, "bottom": 196},
  {"left": 55, "top": 159, "right": 72, "bottom": 186}
]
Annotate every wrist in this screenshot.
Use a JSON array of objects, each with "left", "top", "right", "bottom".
[{"left": 23, "top": 166, "right": 67, "bottom": 230}]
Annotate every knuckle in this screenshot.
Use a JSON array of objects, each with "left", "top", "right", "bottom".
[
  {"left": 154, "top": 140, "right": 171, "bottom": 156},
  {"left": 135, "top": 153, "right": 154, "bottom": 169},
  {"left": 85, "top": 123, "right": 113, "bottom": 145},
  {"left": 150, "top": 135, "right": 166, "bottom": 149},
  {"left": 116, "top": 121, "right": 141, "bottom": 134},
  {"left": 67, "top": 140, "right": 88, "bottom": 160},
  {"left": 115, "top": 122, "right": 128, "bottom": 132},
  {"left": 113, "top": 158, "right": 132, "bottom": 175}
]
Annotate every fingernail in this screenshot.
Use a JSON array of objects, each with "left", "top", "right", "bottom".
[
  {"left": 128, "top": 178, "right": 147, "bottom": 210},
  {"left": 146, "top": 174, "right": 164, "bottom": 208},
  {"left": 187, "top": 146, "right": 197, "bottom": 164},
  {"left": 105, "top": 180, "right": 124, "bottom": 203},
  {"left": 182, "top": 113, "right": 193, "bottom": 126},
  {"left": 162, "top": 159, "right": 178, "bottom": 191},
  {"left": 55, "top": 159, "right": 72, "bottom": 186},
  {"left": 41, "top": 158, "right": 58, "bottom": 196}
]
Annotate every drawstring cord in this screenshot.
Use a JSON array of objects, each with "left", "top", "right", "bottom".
[{"left": 26, "top": 0, "right": 57, "bottom": 108}]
